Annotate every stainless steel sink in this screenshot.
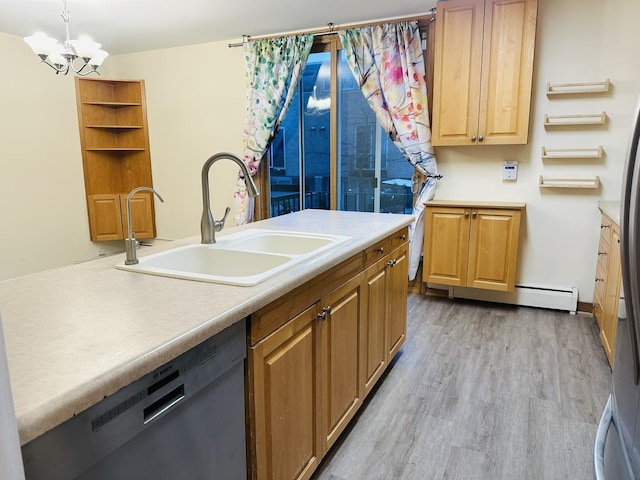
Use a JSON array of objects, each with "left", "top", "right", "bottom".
[{"left": 116, "top": 229, "right": 350, "bottom": 286}]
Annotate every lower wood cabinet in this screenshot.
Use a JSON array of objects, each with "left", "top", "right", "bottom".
[
  {"left": 87, "top": 191, "right": 156, "bottom": 241},
  {"left": 593, "top": 212, "right": 622, "bottom": 366},
  {"left": 422, "top": 201, "right": 525, "bottom": 292},
  {"left": 247, "top": 229, "right": 408, "bottom": 480}
]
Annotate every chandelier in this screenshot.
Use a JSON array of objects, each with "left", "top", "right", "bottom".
[{"left": 23, "top": 0, "right": 108, "bottom": 76}]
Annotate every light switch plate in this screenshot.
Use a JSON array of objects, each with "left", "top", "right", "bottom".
[{"left": 502, "top": 160, "right": 518, "bottom": 181}]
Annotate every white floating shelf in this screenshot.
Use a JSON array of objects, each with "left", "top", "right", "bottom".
[
  {"left": 546, "top": 79, "right": 610, "bottom": 96},
  {"left": 538, "top": 175, "right": 600, "bottom": 189},
  {"left": 544, "top": 112, "right": 607, "bottom": 126},
  {"left": 542, "top": 146, "right": 604, "bottom": 159}
]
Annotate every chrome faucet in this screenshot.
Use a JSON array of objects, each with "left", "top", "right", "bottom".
[
  {"left": 124, "top": 186, "right": 164, "bottom": 265},
  {"left": 201, "top": 152, "right": 259, "bottom": 244}
]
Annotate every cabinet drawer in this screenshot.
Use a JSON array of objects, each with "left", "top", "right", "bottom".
[
  {"left": 364, "top": 238, "right": 391, "bottom": 268},
  {"left": 389, "top": 227, "right": 409, "bottom": 251}
]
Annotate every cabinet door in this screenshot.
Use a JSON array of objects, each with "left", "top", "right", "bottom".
[
  {"left": 387, "top": 243, "right": 408, "bottom": 359},
  {"left": 431, "top": 0, "right": 484, "bottom": 146},
  {"left": 431, "top": 0, "right": 537, "bottom": 146},
  {"left": 248, "top": 306, "right": 321, "bottom": 480},
  {"left": 119, "top": 192, "right": 156, "bottom": 239},
  {"left": 87, "top": 194, "right": 124, "bottom": 241},
  {"left": 467, "top": 208, "right": 521, "bottom": 291},
  {"left": 601, "top": 229, "right": 621, "bottom": 365},
  {"left": 422, "top": 207, "right": 470, "bottom": 286},
  {"left": 479, "top": 0, "right": 538, "bottom": 145},
  {"left": 362, "top": 259, "right": 388, "bottom": 395},
  {"left": 318, "top": 275, "right": 362, "bottom": 453}
]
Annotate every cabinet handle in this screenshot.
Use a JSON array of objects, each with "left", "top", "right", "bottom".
[
  {"left": 478, "top": 135, "right": 484, "bottom": 142},
  {"left": 472, "top": 211, "right": 477, "bottom": 218},
  {"left": 377, "top": 247, "right": 385, "bottom": 254},
  {"left": 471, "top": 135, "right": 477, "bottom": 142},
  {"left": 399, "top": 234, "right": 406, "bottom": 241},
  {"left": 601, "top": 224, "right": 611, "bottom": 229},
  {"left": 317, "top": 306, "right": 332, "bottom": 321},
  {"left": 597, "top": 251, "right": 607, "bottom": 256},
  {"left": 464, "top": 212, "right": 469, "bottom": 218},
  {"left": 595, "top": 277, "right": 604, "bottom": 283},
  {"left": 387, "top": 259, "right": 397, "bottom": 267}
]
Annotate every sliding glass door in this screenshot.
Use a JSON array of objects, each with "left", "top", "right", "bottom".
[{"left": 269, "top": 42, "right": 414, "bottom": 217}]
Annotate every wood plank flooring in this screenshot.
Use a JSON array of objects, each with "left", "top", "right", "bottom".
[{"left": 312, "top": 294, "right": 612, "bottom": 480}]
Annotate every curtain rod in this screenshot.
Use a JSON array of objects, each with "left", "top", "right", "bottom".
[{"left": 228, "top": 8, "right": 435, "bottom": 48}]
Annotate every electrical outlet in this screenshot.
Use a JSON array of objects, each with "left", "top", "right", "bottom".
[{"left": 502, "top": 160, "right": 518, "bottom": 181}]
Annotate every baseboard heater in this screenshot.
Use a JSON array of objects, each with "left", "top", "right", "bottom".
[{"left": 427, "top": 284, "right": 579, "bottom": 315}]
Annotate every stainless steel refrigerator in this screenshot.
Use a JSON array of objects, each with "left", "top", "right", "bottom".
[{"left": 595, "top": 95, "right": 640, "bottom": 479}]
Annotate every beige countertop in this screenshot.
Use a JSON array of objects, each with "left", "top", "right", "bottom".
[
  {"left": 599, "top": 200, "right": 621, "bottom": 227},
  {"left": 0, "top": 209, "right": 413, "bottom": 445}
]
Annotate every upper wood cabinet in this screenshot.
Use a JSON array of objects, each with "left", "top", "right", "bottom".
[
  {"left": 75, "top": 77, "right": 156, "bottom": 241},
  {"left": 422, "top": 201, "right": 524, "bottom": 292},
  {"left": 431, "top": 0, "right": 538, "bottom": 146}
]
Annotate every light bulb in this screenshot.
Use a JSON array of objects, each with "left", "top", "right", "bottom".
[
  {"left": 48, "top": 43, "right": 68, "bottom": 68},
  {"left": 24, "top": 32, "right": 57, "bottom": 56},
  {"left": 89, "top": 49, "right": 109, "bottom": 67},
  {"left": 69, "top": 35, "right": 101, "bottom": 59}
]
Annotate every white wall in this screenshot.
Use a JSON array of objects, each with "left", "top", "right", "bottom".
[
  {"left": 0, "top": 32, "right": 95, "bottom": 280},
  {"left": 2, "top": 0, "right": 640, "bottom": 304}
]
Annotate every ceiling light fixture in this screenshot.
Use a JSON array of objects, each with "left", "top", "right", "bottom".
[{"left": 23, "top": 0, "right": 108, "bottom": 76}]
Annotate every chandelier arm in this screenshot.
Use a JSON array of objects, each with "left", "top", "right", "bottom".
[{"left": 41, "top": 58, "right": 70, "bottom": 75}]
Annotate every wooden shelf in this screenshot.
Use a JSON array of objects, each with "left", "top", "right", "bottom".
[
  {"left": 85, "top": 147, "right": 146, "bottom": 151},
  {"left": 542, "top": 146, "right": 604, "bottom": 159},
  {"left": 538, "top": 175, "right": 600, "bottom": 189},
  {"left": 83, "top": 101, "right": 142, "bottom": 108},
  {"left": 544, "top": 112, "right": 607, "bottom": 126},
  {"left": 546, "top": 79, "right": 610, "bottom": 96},
  {"left": 76, "top": 77, "right": 155, "bottom": 241},
  {"left": 85, "top": 125, "right": 143, "bottom": 129}
]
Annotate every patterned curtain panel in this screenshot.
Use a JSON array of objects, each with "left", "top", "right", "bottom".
[
  {"left": 233, "top": 34, "right": 313, "bottom": 225},
  {"left": 338, "top": 21, "right": 438, "bottom": 280}
]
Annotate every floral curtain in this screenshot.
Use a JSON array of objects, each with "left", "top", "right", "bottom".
[
  {"left": 233, "top": 34, "right": 313, "bottom": 225},
  {"left": 338, "top": 21, "right": 438, "bottom": 281}
]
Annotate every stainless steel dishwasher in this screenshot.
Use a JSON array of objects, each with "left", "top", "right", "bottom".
[{"left": 21, "top": 319, "right": 247, "bottom": 480}]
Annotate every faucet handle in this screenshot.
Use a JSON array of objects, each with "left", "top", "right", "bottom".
[{"left": 214, "top": 207, "right": 231, "bottom": 232}]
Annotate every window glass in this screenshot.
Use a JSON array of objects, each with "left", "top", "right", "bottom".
[{"left": 269, "top": 45, "right": 414, "bottom": 217}]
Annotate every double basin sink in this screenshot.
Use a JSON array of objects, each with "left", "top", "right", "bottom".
[{"left": 116, "top": 229, "right": 351, "bottom": 286}]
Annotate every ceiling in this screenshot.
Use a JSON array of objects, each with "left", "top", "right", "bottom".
[{"left": 0, "top": 0, "right": 437, "bottom": 55}]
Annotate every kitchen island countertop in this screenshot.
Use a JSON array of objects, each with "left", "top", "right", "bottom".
[{"left": 0, "top": 209, "right": 413, "bottom": 445}]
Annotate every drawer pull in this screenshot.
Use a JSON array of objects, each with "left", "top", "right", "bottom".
[
  {"left": 472, "top": 211, "right": 477, "bottom": 219},
  {"left": 597, "top": 251, "right": 607, "bottom": 256},
  {"left": 601, "top": 224, "right": 611, "bottom": 229},
  {"left": 471, "top": 135, "right": 477, "bottom": 142},
  {"left": 377, "top": 247, "right": 385, "bottom": 254},
  {"left": 317, "top": 306, "right": 332, "bottom": 321},
  {"left": 387, "top": 259, "right": 397, "bottom": 268},
  {"left": 464, "top": 212, "right": 469, "bottom": 218},
  {"left": 399, "top": 234, "right": 407, "bottom": 241},
  {"left": 595, "top": 277, "right": 604, "bottom": 282}
]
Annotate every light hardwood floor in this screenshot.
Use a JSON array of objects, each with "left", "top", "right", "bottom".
[{"left": 312, "top": 294, "right": 612, "bottom": 480}]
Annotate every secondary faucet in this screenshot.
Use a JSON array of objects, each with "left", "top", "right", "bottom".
[
  {"left": 201, "top": 152, "right": 259, "bottom": 244},
  {"left": 124, "top": 186, "right": 164, "bottom": 265}
]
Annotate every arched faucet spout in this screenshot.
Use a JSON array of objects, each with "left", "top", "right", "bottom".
[
  {"left": 124, "top": 186, "right": 164, "bottom": 265},
  {"left": 201, "top": 152, "right": 259, "bottom": 244}
]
